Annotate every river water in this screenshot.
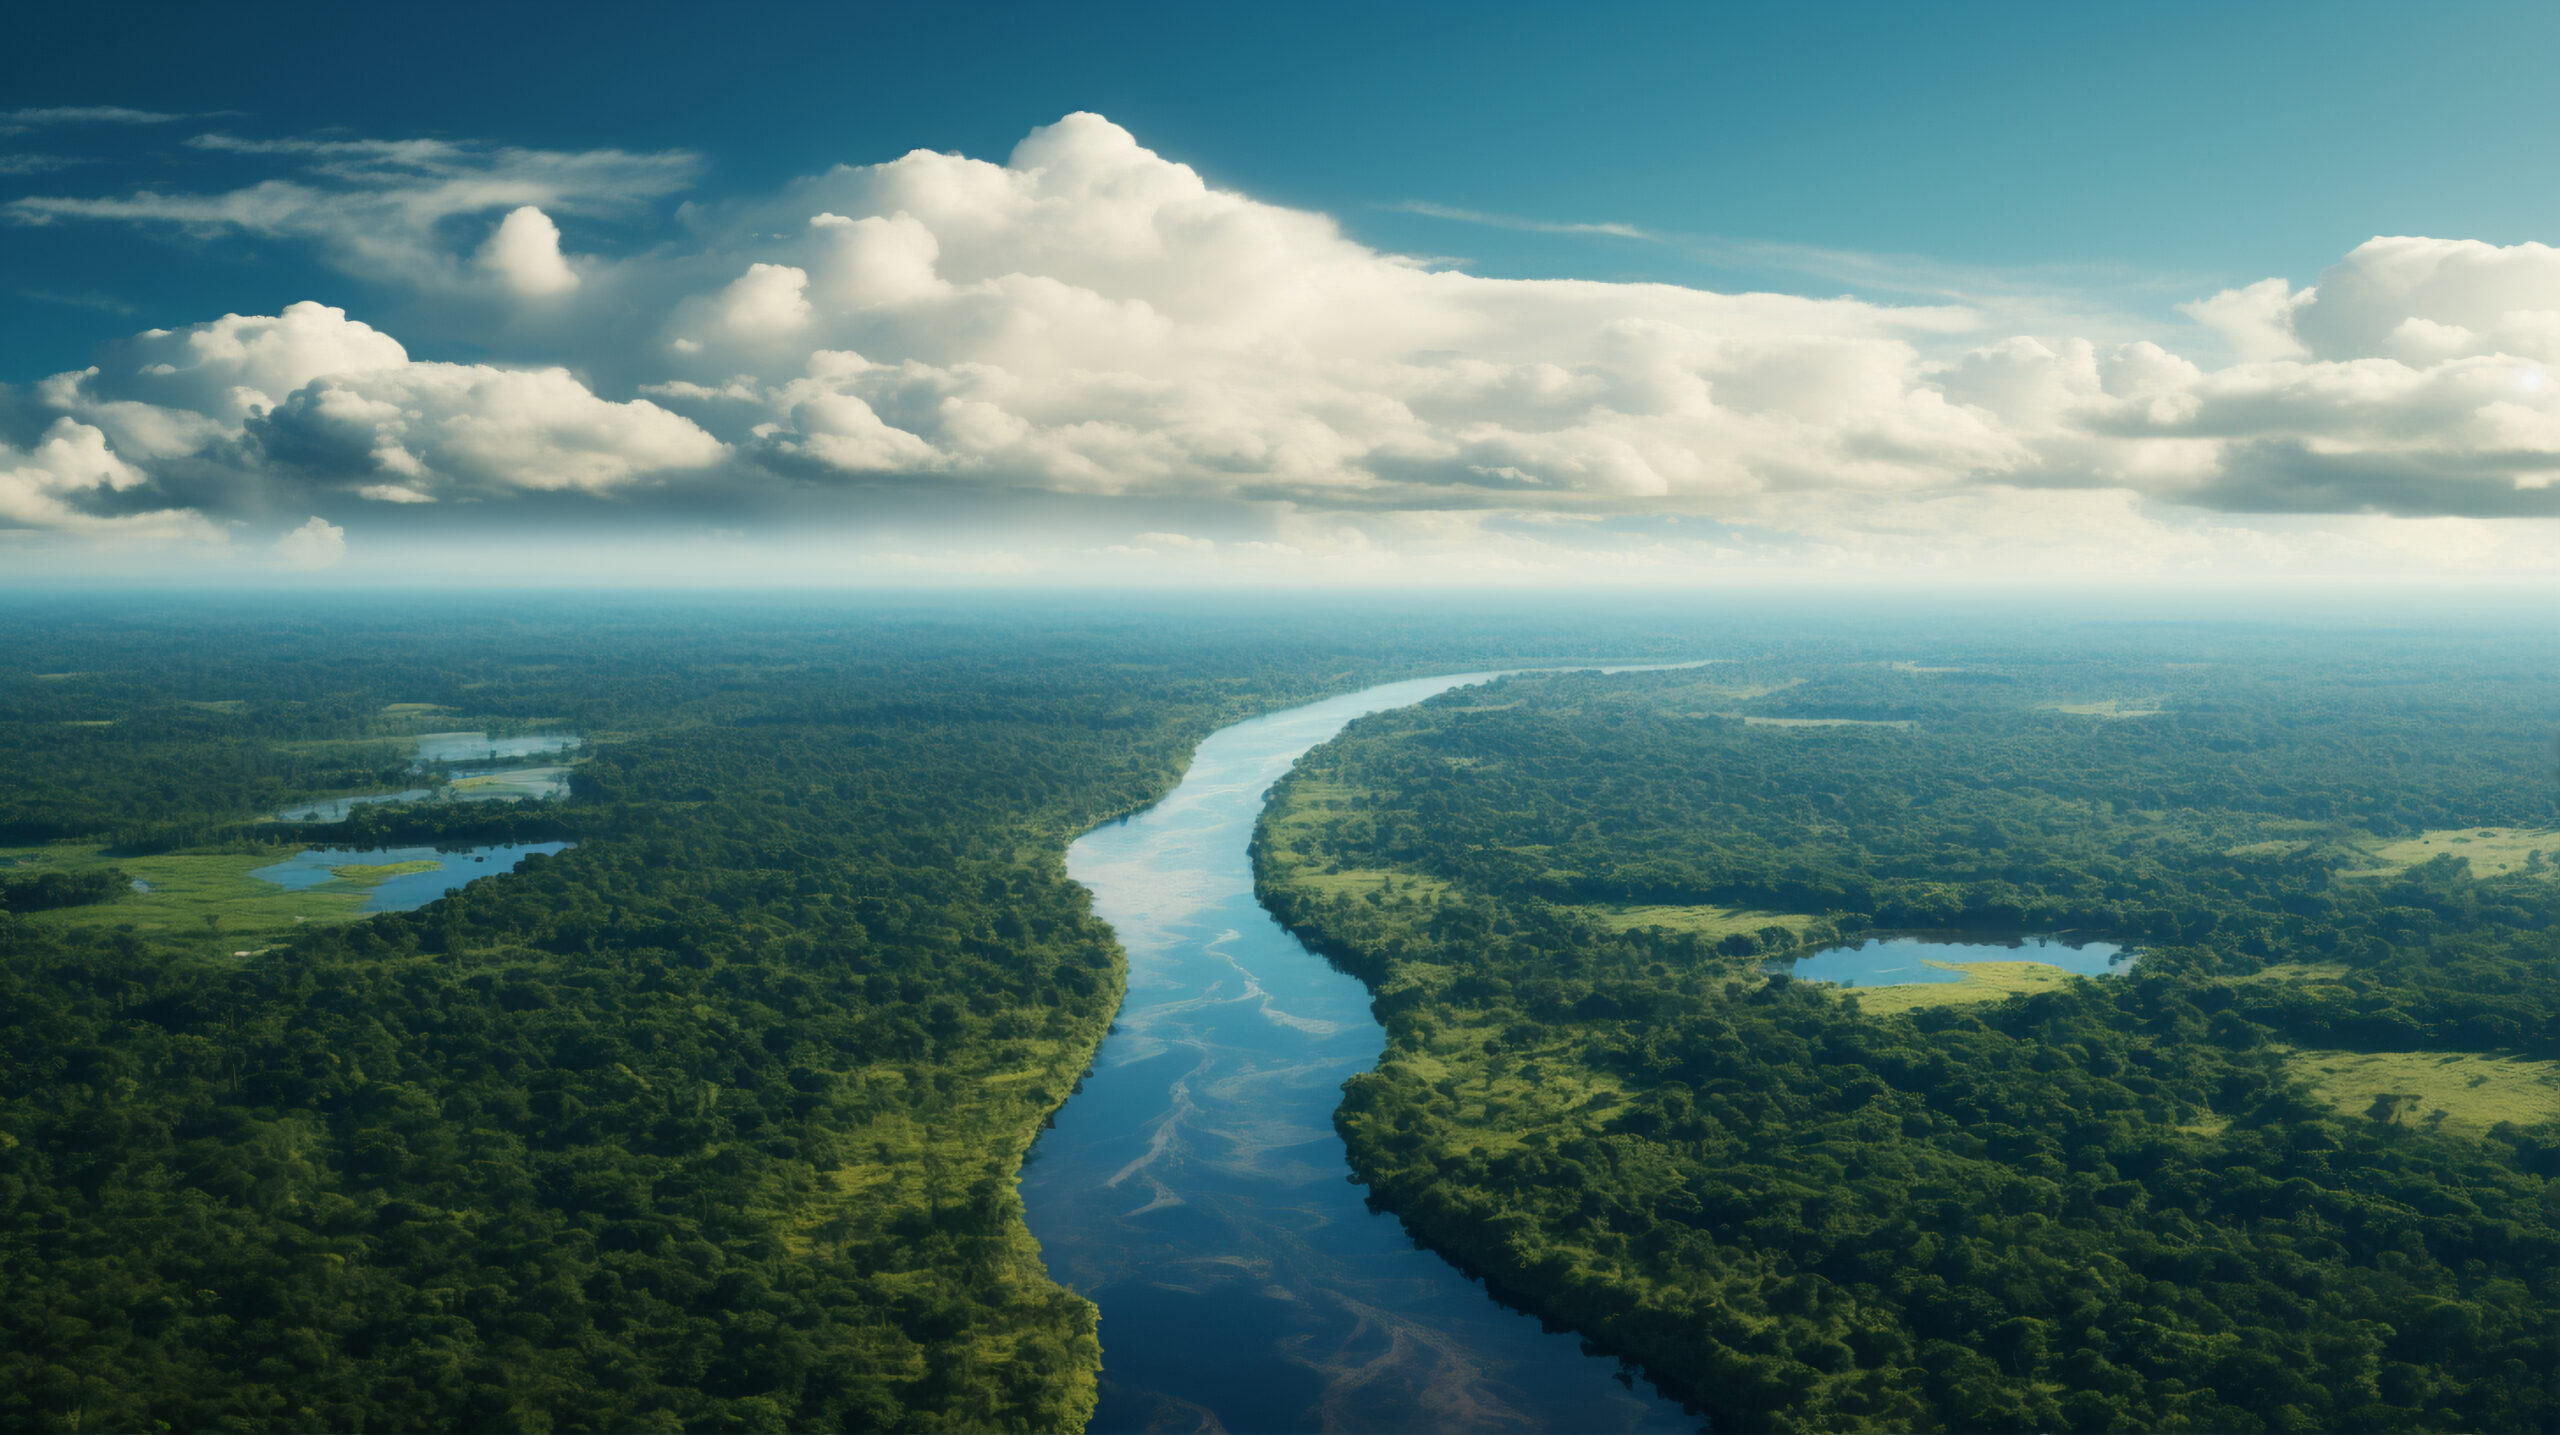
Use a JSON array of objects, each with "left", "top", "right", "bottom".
[{"left": 1021, "top": 675, "right": 1701, "bottom": 1435}]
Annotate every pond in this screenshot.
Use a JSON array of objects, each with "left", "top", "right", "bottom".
[
  {"left": 248, "top": 841, "right": 572, "bottom": 913},
  {"left": 1781, "top": 933, "right": 2133, "bottom": 988},
  {"left": 411, "top": 730, "right": 583, "bottom": 765}
]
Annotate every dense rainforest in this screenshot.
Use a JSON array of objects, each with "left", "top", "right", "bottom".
[
  {"left": 1258, "top": 640, "right": 2560, "bottom": 1433},
  {"left": 3, "top": 596, "right": 1705, "bottom": 1434}
]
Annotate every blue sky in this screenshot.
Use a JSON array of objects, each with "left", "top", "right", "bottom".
[{"left": 7, "top": 1, "right": 2560, "bottom": 585}]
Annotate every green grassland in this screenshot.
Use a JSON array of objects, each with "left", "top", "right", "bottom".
[
  {"left": 2286, "top": 1048, "right": 2560, "bottom": 1133},
  {"left": 3, "top": 841, "right": 374, "bottom": 944},
  {"left": 1837, "top": 959, "right": 2092, "bottom": 1014},
  {"left": 1578, "top": 902, "right": 1814, "bottom": 940},
  {"left": 1359, "top": 1009, "right": 1635, "bottom": 1161},
  {"left": 1285, "top": 865, "right": 1458, "bottom": 903},
  {"left": 2355, "top": 826, "right": 2559, "bottom": 878},
  {"left": 443, "top": 765, "right": 574, "bottom": 800},
  {"left": 328, "top": 859, "right": 441, "bottom": 884},
  {"left": 2241, "top": 961, "right": 2353, "bottom": 983}
]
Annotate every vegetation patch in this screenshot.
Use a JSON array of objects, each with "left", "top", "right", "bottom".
[
  {"left": 2241, "top": 961, "right": 2353, "bottom": 984},
  {"left": 327, "top": 859, "right": 442, "bottom": 885},
  {"left": 1576, "top": 902, "right": 1813, "bottom": 941},
  {"left": 2355, "top": 826, "right": 2558, "bottom": 878},
  {"left": 1286, "top": 865, "right": 1456, "bottom": 904},
  {"left": 2, "top": 842, "right": 370, "bottom": 944},
  {"left": 1838, "top": 959, "right": 2090, "bottom": 1014},
  {"left": 2287, "top": 1048, "right": 2560, "bottom": 1132}
]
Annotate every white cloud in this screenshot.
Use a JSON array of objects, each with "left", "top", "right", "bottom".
[
  {"left": 16, "top": 113, "right": 2560, "bottom": 578},
  {"left": 477, "top": 206, "right": 580, "bottom": 297},
  {"left": 2179, "top": 278, "right": 2310, "bottom": 363},
  {"left": 714, "top": 263, "right": 813, "bottom": 337},
  {"left": 1385, "top": 200, "right": 1656, "bottom": 240},
  {"left": 271, "top": 515, "right": 346, "bottom": 568},
  {"left": 0, "top": 106, "right": 193, "bottom": 134},
  {"left": 255, "top": 362, "right": 725, "bottom": 496},
  {"left": 22, "top": 299, "right": 723, "bottom": 521},
  {"left": 0, "top": 418, "right": 219, "bottom": 537},
  {"left": 8, "top": 136, "right": 695, "bottom": 293},
  {"left": 43, "top": 301, "right": 411, "bottom": 453}
]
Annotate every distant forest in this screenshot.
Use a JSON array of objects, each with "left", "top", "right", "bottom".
[
  {"left": 0, "top": 597, "right": 1690, "bottom": 1433},
  {"left": 5, "top": 600, "right": 2556, "bottom": 1433},
  {"left": 1259, "top": 644, "right": 2560, "bottom": 1432}
]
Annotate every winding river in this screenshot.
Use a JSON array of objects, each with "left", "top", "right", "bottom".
[{"left": 1021, "top": 675, "right": 1701, "bottom": 1434}]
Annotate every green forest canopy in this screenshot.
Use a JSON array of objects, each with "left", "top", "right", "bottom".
[
  {"left": 0, "top": 596, "right": 1721, "bottom": 1433},
  {"left": 1258, "top": 645, "right": 2560, "bottom": 1433}
]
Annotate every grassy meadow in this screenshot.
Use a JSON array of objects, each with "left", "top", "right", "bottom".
[{"left": 2287, "top": 1047, "right": 2560, "bottom": 1133}]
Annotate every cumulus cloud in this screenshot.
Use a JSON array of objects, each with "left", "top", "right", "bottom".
[
  {"left": 0, "top": 417, "right": 219, "bottom": 538},
  {"left": 18, "top": 300, "right": 724, "bottom": 531},
  {"left": 256, "top": 362, "right": 724, "bottom": 496},
  {"left": 271, "top": 515, "right": 346, "bottom": 568},
  {"left": 13, "top": 112, "right": 2560, "bottom": 577},
  {"left": 644, "top": 116, "right": 2560, "bottom": 525},
  {"left": 477, "top": 206, "right": 580, "bottom": 297}
]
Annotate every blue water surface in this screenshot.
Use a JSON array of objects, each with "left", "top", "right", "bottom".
[
  {"left": 413, "top": 731, "right": 582, "bottom": 765},
  {"left": 1784, "top": 934, "right": 2132, "bottom": 988},
  {"left": 1023, "top": 672, "right": 1700, "bottom": 1435},
  {"left": 248, "top": 841, "right": 571, "bottom": 913}
]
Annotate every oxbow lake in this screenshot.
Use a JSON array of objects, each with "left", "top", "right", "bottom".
[
  {"left": 1781, "top": 934, "right": 2134, "bottom": 987},
  {"left": 249, "top": 842, "right": 571, "bottom": 913}
]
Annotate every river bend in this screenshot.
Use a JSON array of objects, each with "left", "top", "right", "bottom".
[{"left": 1021, "top": 675, "right": 1699, "bottom": 1434}]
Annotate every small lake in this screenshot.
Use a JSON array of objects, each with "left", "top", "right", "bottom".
[
  {"left": 412, "top": 731, "right": 582, "bottom": 765},
  {"left": 1782, "top": 934, "right": 2132, "bottom": 988},
  {"left": 248, "top": 841, "right": 571, "bottom": 913}
]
